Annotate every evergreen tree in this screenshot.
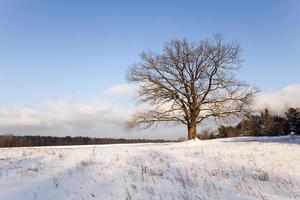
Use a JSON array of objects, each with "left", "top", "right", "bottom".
[
  {"left": 261, "top": 108, "right": 274, "bottom": 136},
  {"left": 285, "top": 108, "right": 300, "bottom": 135},
  {"left": 271, "top": 115, "right": 287, "bottom": 136},
  {"left": 239, "top": 114, "right": 262, "bottom": 136}
]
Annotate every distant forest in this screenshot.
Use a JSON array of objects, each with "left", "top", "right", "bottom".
[
  {"left": 0, "top": 135, "right": 170, "bottom": 148},
  {"left": 199, "top": 107, "right": 300, "bottom": 140}
]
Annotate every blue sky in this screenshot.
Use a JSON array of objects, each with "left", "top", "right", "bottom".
[{"left": 0, "top": 0, "right": 299, "bottom": 138}]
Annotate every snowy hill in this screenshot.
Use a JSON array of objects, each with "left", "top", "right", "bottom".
[{"left": 0, "top": 136, "right": 300, "bottom": 200}]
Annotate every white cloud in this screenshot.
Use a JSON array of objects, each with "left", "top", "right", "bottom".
[
  {"left": 0, "top": 97, "right": 135, "bottom": 138},
  {"left": 255, "top": 84, "right": 300, "bottom": 113},
  {"left": 103, "top": 83, "right": 137, "bottom": 96},
  {"left": 0, "top": 107, "right": 42, "bottom": 126},
  {"left": 0, "top": 96, "right": 183, "bottom": 139}
]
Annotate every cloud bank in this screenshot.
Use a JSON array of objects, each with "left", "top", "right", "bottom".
[
  {"left": 255, "top": 84, "right": 300, "bottom": 113},
  {"left": 0, "top": 84, "right": 299, "bottom": 139},
  {"left": 0, "top": 98, "right": 133, "bottom": 138}
]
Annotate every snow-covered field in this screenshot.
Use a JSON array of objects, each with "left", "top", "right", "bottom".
[{"left": 0, "top": 136, "right": 300, "bottom": 200}]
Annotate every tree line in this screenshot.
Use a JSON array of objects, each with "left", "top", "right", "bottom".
[
  {"left": 199, "top": 107, "right": 300, "bottom": 139},
  {"left": 0, "top": 135, "right": 169, "bottom": 148}
]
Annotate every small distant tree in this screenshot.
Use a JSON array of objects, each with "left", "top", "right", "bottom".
[
  {"left": 127, "top": 35, "right": 258, "bottom": 139},
  {"left": 285, "top": 108, "right": 300, "bottom": 135},
  {"left": 239, "top": 114, "right": 262, "bottom": 136},
  {"left": 217, "top": 125, "right": 240, "bottom": 138},
  {"left": 198, "top": 129, "right": 216, "bottom": 140},
  {"left": 261, "top": 108, "right": 274, "bottom": 136},
  {"left": 271, "top": 115, "right": 287, "bottom": 136},
  {"left": 218, "top": 126, "right": 228, "bottom": 138}
]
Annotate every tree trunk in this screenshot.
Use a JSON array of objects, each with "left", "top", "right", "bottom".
[{"left": 188, "top": 123, "right": 197, "bottom": 140}]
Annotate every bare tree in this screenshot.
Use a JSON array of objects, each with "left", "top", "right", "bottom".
[{"left": 126, "top": 35, "right": 258, "bottom": 140}]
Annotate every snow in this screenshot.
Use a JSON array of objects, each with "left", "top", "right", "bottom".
[{"left": 0, "top": 136, "right": 300, "bottom": 200}]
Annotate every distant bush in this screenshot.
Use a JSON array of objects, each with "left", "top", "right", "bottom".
[
  {"left": 198, "top": 129, "right": 216, "bottom": 140},
  {"left": 217, "top": 126, "right": 241, "bottom": 138},
  {"left": 177, "top": 137, "right": 186, "bottom": 142}
]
